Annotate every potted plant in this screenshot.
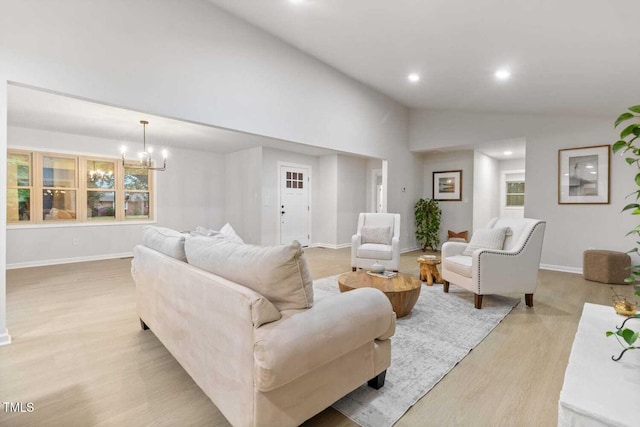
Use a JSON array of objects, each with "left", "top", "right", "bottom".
[
  {"left": 415, "top": 198, "right": 441, "bottom": 251},
  {"left": 606, "top": 105, "right": 640, "bottom": 360}
]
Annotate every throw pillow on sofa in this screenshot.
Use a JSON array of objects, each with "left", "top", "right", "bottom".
[
  {"left": 462, "top": 227, "right": 508, "bottom": 256},
  {"left": 143, "top": 226, "right": 188, "bottom": 261},
  {"left": 220, "top": 223, "right": 244, "bottom": 244},
  {"left": 185, "top": 237, "right": 313, "bottom": 311}
]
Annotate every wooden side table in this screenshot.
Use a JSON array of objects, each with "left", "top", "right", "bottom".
[{"left": 417, "top": 257, "right": 442, "bottom": 286}]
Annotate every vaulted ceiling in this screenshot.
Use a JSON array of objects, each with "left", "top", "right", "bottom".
[{"left": 208, "top": 0, "right": 640, "bottom": 116}]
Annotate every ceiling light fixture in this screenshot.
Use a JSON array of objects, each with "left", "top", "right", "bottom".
[
  {"left": 408, "top": 73, "right": 420, "bottom": 83},
  {"left": 121, "top": 120, "right": 167, "bottom": 171},
  {"left": 495, "top": 68, "right": 511, "bottom": 81},
  {"left": 504, "top": 150, "right": 513, "bottom": 156}
]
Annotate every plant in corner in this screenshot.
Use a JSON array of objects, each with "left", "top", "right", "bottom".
[
  {"left": 415, "top": 198, "right": 441, "bottom": 251},
  {"left": 605, "top": 105, "right": 640, "bottom": 360}
]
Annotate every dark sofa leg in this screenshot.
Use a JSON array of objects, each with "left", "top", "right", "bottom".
[
  {"left": 140, "top": 319, "right": 149, "bottom": 330},
  {"left": 368, "top": 370, "right": 386, "bottom": 390},
  {"left": 474, "top": 294, "right": 483, "bottom": 309},
  {"left": 525, "top": 293, "right": 534, "bottom": 307},
  {"left": 443, "top": 281, "right": 449, "bottom": 293}
]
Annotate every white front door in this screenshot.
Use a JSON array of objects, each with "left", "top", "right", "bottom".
[{"left": 280, "top": 165, "right": 310, "bottom": 246}]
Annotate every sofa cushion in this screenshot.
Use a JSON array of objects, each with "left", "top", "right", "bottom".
[
  {"left": 143, "top": 226, "right": 187, "bottom": 261},
  {"left": 185, "top": 237, "right": 313, "bottom": 311},
  {"left": 190, "top": 225, "right": 219, "bottom": 237},
  {"left": 253, "top": 287, "right": 394, "bottom": 391},
  {"left": 443, "top": 255, "right": 473, "bottom": 278},
  {"left": 356, "top": 243, "right": 393, "bottom": 260},
  {"left": 361, "top": 225, "right": 391, "bottom": 245},
  {"left": 462, "top": 227, "right": 508, "bottom": 256}
]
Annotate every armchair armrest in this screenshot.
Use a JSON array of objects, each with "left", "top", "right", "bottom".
[
  {"left": 253, "top": 287, "right": 395, "bottom": 391},
  {"left": 351, "top": 233, "right": 362, "bottom": 266},
  {"left": 473, "top": 247, "right": 540, "bottom": 294},
  {"left": 442, "top": 241, "right": 468, "bottom": 258}
]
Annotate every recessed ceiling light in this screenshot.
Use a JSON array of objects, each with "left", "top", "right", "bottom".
[
  {"left": 585, "top": 164, "right": 594, "bottom": 169},
  {"left": 504, "top": 150, "right": 512, "bottom": 156},
  {"left": 408, "top": 73, "right": 420, "bottom": 83},
  {"left": 495, "top": 68, "right": 511, "bottom": 81}
]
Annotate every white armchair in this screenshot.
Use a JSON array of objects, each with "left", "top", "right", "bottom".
[
  {"left": 441, "top": 217, "right": 546, "bottom": 309},
  {"left": 351, "top": 213, "right": 401, "bottom": 272}
]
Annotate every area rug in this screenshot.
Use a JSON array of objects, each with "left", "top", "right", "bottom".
[{"left": 313, "top": 275, "right": 520, "bottom": 427}]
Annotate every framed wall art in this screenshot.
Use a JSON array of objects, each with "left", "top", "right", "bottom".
[
  {"left": 433, "top": 170, "right": 462, "bottom": 201},
  {"left": 558, "top": 144, "right": 610, "bottom": 204}
]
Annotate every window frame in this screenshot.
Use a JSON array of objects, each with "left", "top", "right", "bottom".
[
  {"left": 7, "top": 149, "right": 155, "bottom": 226},
  {"left": 505, "top": 180, "right": 525, "bottom": 208}
]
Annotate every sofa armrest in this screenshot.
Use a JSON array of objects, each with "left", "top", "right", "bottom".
[
  {"left": 442, "top": 241, "right": 468, "bottom": 258},
  {"left": 253, "top": 287, "right": 395, "bottom": 392}
]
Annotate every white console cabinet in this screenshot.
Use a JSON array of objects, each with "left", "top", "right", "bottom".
[{"left": 558, "top": 303, "right": 640, "bottom": 426}]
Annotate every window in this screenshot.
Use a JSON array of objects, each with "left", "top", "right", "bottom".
[
  {"left": 506, "top": 181, "right": 525, "bottom": 207},
  {"left": 7, "top": 152, "right": 32, "bottom": 222},
  {"left": 7, "top": 149, "right": 154, "bottom": 224}
]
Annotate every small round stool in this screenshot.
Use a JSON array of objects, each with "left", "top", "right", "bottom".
[{"left": 417, "top": 257, "right": 442, "bottom": 286}]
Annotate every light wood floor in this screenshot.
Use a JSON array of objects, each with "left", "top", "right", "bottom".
[{"left": 0, "top": 248, "right": 629, "bottom": 426}]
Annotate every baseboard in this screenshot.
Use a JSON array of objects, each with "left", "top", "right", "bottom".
[
  {"left": 0, "top": 330, "right": 11, "bottom": 347},
  {"left": 309, "top": 243, "right": 351, "bottom": 250},
  {"left": 540, "top": 263, "right": 582, "bottom": 275},
  {"left": 401, "top": 246, "right": 420, "bottom": 254},
  {"left": 6, "top": 252, "right": 134, "bottom": 270}
]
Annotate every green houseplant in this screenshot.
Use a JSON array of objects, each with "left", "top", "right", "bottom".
[
  {"left": 606, "top": 105, "right": 640, "bottom": 360},
  {"left": 415, "top": 198, "right": 441, "bottom": 251}
]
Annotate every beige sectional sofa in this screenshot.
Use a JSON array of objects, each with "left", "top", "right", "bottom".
[{"left": 131, "top": 226, "right": 395, "bottom": 427}]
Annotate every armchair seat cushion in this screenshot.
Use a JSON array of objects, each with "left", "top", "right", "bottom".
[
  {"left": 357, "top": 243, "right": 393, "bottom": 260},
  {"left": 443, "top": 255, "right": 473, "bottom": 278}
]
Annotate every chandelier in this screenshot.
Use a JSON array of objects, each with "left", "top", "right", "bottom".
[{"left": 121, "top": 120, "right": 167, "bottom": 171}]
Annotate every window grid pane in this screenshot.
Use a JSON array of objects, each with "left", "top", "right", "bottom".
[
  {"left": 87, "top": 190, "right": 116, "bottom": 220},
  {"left": 43, "top": 156, "right": 76, "bottom": 188},
  {"left": 8, "top": 153, "right": 31, "bottom": 187},
  {"left": 125, "top": 166, "right": 149, "bottom": 190},
  {"left": 87, "top": 160, "right": 116, "bottom": 189},
  {"left": 125, "top": 192, "right": 150, "bottom": 218},
  {"left": 43, "top": 189, "right": 77, "bottom": 220},
  {"left": 7, "top": 188, "right": 30, "bottom": 222}
]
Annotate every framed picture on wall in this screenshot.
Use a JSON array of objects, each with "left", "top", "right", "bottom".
[
  {"left": 433, "top": 170, "right": 462, "bottom": 201},
  {"left": 558, "top": 144, "right": 610, "bottom": 204}
]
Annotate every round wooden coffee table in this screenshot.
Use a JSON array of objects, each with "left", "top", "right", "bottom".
[{"left": 338, "top": 271, "right": 421, "bottom": 318}]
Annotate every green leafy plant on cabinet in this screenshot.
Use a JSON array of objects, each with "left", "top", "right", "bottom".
[{"left": 606, "top": 104, "right": 640, "bottom": 360}]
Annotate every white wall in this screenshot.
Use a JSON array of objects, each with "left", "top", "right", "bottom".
[
  {"left": 473, "top": 151, "right": 500, "bottom": 232},
  {"left": 422, "top": 151, "right": 475, "bottom": 248},
  {"left": 500, "top": 158, "right": 526, "bottom": 171},
  {"left": 314, "top": 155, "right": 338, "bottom": 246},
  {"left": 366, "top": 158, "right": 383, "bottom": 213},
  {"left": 225, "top": 146, "right": 262, "bottom": 244},
  {"left": 6, "top": 126, "right": 225, "bottom": 267},
  {"left": 261, "top": 147, "right": 318, "bottom": 246},
  {"left": 337, "top": 155, "right": 368, "bottom": 245},
  {"left": 411, "top": 109, "right": 637, "bottom": 271}
]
